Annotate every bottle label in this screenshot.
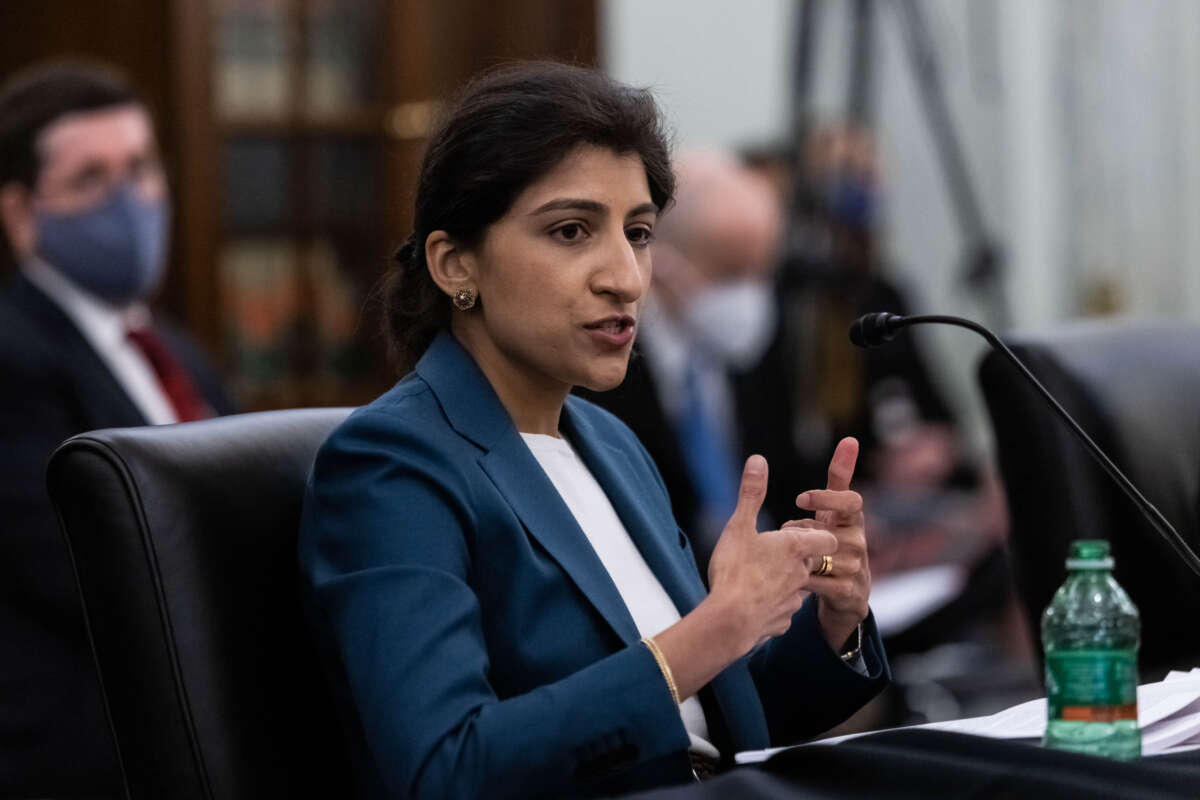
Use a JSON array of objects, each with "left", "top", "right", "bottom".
[{"left": 1045, "top": 650, "right": 1138, "bottom": 722}]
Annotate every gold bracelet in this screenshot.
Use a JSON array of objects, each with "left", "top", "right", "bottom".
[
  {"left": 840, "top": 623, "right": 863, "bottom": 662},
  {"left": 641, "top": 636, "right": 680, "bottom": 706}
]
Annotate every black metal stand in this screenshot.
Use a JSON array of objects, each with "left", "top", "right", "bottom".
[{"left": 789, "top": 0, "right": 1007, "bottom": 324}]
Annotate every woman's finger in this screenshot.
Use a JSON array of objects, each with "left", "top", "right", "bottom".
[
  {"left": 784, "top": 516, "right": 865, "bottom": 537},
  {"left": 795, "top": 489, "right": 863, "bottom": 516},
  {"left": 806, "top": 574, "right": 871, "bottom": 608},
  {"left": 781, "top": 518, "right": 825, "bottom": 531},
  {"left": 727, "top": 455, "right": 769, "bottom": 534},
  {"left": 806, "top": 549, "right": 866, "bottom": 576},
  {"left": 770, "top": 530, "right": 837, "bottom": 579},
  {"left": 826, "top": 437, "right": 859, "bottom": 491}
]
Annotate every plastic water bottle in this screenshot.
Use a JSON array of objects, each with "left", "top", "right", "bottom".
[{"left": 1042, "top": 539, "right": 1141, "bottom": 758}]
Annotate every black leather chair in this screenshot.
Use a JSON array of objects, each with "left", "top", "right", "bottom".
[
  {"left": 46, "top": 408, "right": 354, "bottom": 799},
  {"left": 978, "top": 318, "right": 1200, "bottom": 677}
]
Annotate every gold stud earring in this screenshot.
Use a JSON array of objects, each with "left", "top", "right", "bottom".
[{"left": 452, "top": 286, "right": 477, "bottom": 311}]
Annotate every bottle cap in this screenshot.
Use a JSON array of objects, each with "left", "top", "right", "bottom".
[{"left": 1066, "top": 539, "right": 1114, "bottom": 569}]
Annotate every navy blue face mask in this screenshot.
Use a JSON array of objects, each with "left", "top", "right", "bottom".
[
  {"left": 825, "top": 175, "right": 880, "bottom": 231},
  {"left": 34, "top": 182, "right": 170, "bottom": 305}
]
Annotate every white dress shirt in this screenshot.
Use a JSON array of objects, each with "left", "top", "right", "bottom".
[
  {"left": 23, "top": 259, "right": 179, "bottom": 425},
  {"left": 636, "top": 298, "right": 736, "bottom": 440},
  {"left": 521, "top": 432, "right": 721, "bottom": 759}
]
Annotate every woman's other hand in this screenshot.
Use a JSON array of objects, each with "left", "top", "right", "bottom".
[
  {"left": 652, "top": 448, "right": 867, "bottom": 701},
  {"left": 705, "top": 455, "right": 838, "bottom": 655},
  {"left": 789, "top": 437, "right": 871, "bottom": 652}
]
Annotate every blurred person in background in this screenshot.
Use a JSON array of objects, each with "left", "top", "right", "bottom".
[
  {"left": 579, "top": 150, "right": 810, "bottom": 573},
  {"left": 769, "top": 122, "right": 1006, "bottom": 580},
  {"left": 747, "top": 122, "right": 1012, "bottom": 680},
  {"left": 0, "top": 61, "right": 233, "bottom": 795}
]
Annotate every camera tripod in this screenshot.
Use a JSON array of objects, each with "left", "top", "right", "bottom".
[{"left": 788, "top": 0, "right": 1006, "bottom": 326}]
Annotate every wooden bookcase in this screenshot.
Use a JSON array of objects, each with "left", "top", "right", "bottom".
[{"left": 1, "top": 0, "right": 596, "bottom": 410}]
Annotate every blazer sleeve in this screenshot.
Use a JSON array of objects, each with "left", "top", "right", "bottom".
[
  {"left": 749, "top": 594, "right": 891, "bottom": 744},
  {"left": 604, "top": 404, "right": 890, "bottom": 746},
  {"left": 298, "top": 407, "right": 689, "bottom": 800}
]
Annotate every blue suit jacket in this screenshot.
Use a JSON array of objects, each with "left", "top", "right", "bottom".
[{"left": 299, "top": 331, "right": 889, "bottom": 799}]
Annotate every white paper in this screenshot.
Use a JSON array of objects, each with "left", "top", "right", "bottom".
[
  {"left": 1136, "top": 677, "right": 1200, "bottom": 729},
  {"left": 867, "top": 565, "right": 968, "bottom": 636},
  {"left": 1142, "top": 710, "right": 1200, "bottom": 752},
  {"left": 735, "top": 669, "right": 1200, "bottom": 764},
  {"left": 1148, "top": 740, "right": 1200, "bottom": 756}
]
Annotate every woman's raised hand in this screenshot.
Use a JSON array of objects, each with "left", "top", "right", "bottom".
[
  {"left": 786, "top": 437, "right": 871, "bottom": 652},
  {"left": 706, "top": 454, "right": 838, "bottom": 655},
  {"left": 651, "top": 447, "right": 869, "bottom": 701}
]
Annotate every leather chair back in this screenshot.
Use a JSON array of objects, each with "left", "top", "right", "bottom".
[
  {"left": 47, "top": 409, "right": 354, "bottom": 799},
  {"left": 978, "top": 319, "right": 1200, "bottom": 675}
]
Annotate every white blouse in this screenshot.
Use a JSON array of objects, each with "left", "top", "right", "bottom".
[{"left": 521, "top": 432, "right": 720, "bottom": 759}]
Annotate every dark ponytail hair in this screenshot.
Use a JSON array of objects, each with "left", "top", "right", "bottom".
[{"left": 382, "top": 61, "right": 675, "bottom": 373}]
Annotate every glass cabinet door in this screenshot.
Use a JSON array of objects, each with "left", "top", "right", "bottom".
[
  {"left": 197, "top": 0, "right": 595, "bottom": 410},
  {"left": 304, "top": 0, "right": 381, "bottom": 119},
  {"left": 214, "top": 0, "right": 294, "bottom": 121},
  {"left": 212, "top": 0, "right": 390, "bottom": 409}
]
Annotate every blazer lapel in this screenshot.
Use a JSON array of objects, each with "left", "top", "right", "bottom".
[
  {"left": 480, "top": 437, "right": 642, "bottom": 644},
  {"left": 565, "top": 399, "right": 770, "bottom": 749},
  {"left": 562, "top": 399, "right": 708, "bottom": 617},
  {"left": 416, "top": 334, "right": 769, "bottom": 748},
  {"left": 416, "top": 332, "right": 641, "bottom": 644}
]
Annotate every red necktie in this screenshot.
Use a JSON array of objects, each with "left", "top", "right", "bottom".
[{"left": 126, "top": 326, "right": 212, "bottom": 422}]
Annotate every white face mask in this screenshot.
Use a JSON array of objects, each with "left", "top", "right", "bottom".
[{"left": 683, "top": 279, "right": 777, "bottom": 369}]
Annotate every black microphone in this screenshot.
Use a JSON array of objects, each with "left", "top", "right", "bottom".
[
  {"left": 849, "top": 312, "right": 1200, "bottom": 578},
  {"left": 848, "top": 312, "right": 905, "bottom": 347}
]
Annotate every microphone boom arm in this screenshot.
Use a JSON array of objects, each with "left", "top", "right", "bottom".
[{"left": 874, "top": 313, "right": 1200, "bottom": 578}]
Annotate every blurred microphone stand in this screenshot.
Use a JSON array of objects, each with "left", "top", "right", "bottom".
[
  {"left": 780, "top": 0, "right": 1010, "bottom": 462},
  {"left": 785, "top": 0, "right": 1006, "bottom": 322},
  {"left": 780, "top": 1, "right": 1032, "bottom": 727}
]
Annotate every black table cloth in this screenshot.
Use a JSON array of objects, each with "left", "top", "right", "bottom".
[{"left": 622, "top": 729, "right": 1200, "bottom": 799}]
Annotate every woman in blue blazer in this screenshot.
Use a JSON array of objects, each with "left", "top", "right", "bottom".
[{"left": 299, "top": 63, "right": 890, "bottom": 799}]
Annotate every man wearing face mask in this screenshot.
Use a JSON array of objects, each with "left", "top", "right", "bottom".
[
  {"left": 0, "top": 62, "right": 233, "bottom": 795},
  {"left": 579, "top": 150, "right": 804, "bottom": 573}
]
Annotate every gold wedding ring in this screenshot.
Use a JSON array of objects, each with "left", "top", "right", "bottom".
[{"left": 814, "top": 554, "right": 834, "bottom": 577}]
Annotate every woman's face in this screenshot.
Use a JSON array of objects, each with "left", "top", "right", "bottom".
[{"left": 464, "top": 144, "right": 658, "bottom": 394}]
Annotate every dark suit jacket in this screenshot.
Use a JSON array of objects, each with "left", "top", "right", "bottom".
[
  {"left": 579, "top": 277, "right": 969, "bottom": 573},
  {"left": 577, "top": 334, "right": 821, "bottom": 575},
  {"left": 299, "top": 331, "right": 889, "bottom": 799},
  {"left": 0, "top": 271, "right": 233, "bottom": 797}
]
